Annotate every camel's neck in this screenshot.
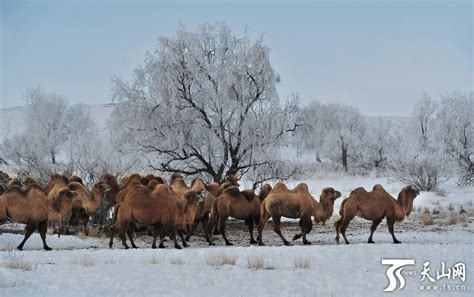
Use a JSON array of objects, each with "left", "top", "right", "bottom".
[
  {"left": 312, "top": 196, "right": 334, "bottom": 222},
  {"left": 395, "top": 192, "right": 413, "bottom": 221},
  {"left": 184, "top": 202, "right": 198, "bottom": 223},
  {"left": 90, "top": 188, "right": 104, "bottom": 210}
]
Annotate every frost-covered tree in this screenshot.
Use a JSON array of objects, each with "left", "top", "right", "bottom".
[
  {"left": 358, "top": 117, "right": 398, "bottom": 171},
  {"left": 392, "top": 93, "right": 446, "bottom": 191},
  {"left": 320, "top": 104, "right": 365, "bottom": 172},
  {"left": 437, "top": 92, "right": 474, "bottom": 186},
  {"left": 295, "top": 102, "right": 366, "bottom": 173},
  {"left": 111, "top": 23, "right": 299, "bottom": 183},
  {"left": 1, "top": 87, "right": 133, "bottom": 185}
]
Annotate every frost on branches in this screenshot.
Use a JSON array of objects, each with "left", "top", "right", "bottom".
[{"left": 111, "top": 24, "right": 300, "bottom": 184}]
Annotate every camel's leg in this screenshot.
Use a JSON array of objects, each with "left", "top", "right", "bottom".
[
  {"left": 17, "top": 222, "right": 36, "bottom": 251},
  {"left": 213, "top": 218, "right": 220, "bottom": 235},
  {"left": 339, "top": 214, "right": 354, "bottom": 245},
  {"left": 169, "top": 229, "right": 182, "bottom": 249},
  {"left": 109, "top": 225, "right": 115, "bottom": 248},
  {"left": 152, "top": 226, "right": 161, "bottom": 249},
  {"left": 368, "top": 218, "right": 382, "bottom": 243},
  {"left": 201, "top": 215, "right": 213, "bottom": 245},
  {"left": 272, "top": 215, "right": 291, "bottom": 246},
  {"left": 387, "top": 219, "right": 401, "bottom": 244},
  {"left": 207, "top": 213, "right": 218, "bottom": 245},
  {"left": 245, "top": 218, "right": 257, "bottom": 244},
  {"left": 220, "top": 216, "right": 232, "bottom": 246},
  {"left": 38, "top": 220, "right": 52, "bottom": 251},
  {"left": 334, "top": 217, "right": 342, "bottom": 244},
  {"left": 178, "top": 230, "right": 189, "bottom": 247},
  {"left": 301, "top": 217, "right": 313, "bottom": 245},
  {"left": 293, "top": 216, "right": 311, "bottom": 243},
  {"left": 185, "top": 220, "right": 199, "bottom": 241},
  {"left": 118, "top": 223, "right": 129, "bottom": 249},
  {"left": 158, "top": 229, "right": 166, "bottom": 249},
  {"left": 127, "top": 223, "right": 138, "bottom": 249},
  {"left": 257, "top": 211, "right": 270, "bottom": 246}
]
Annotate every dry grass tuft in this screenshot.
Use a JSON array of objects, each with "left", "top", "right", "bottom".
[
  {"left": 420, "top": 213, "right": 434, "bottom": 225},
  {"left": 76, "top": 256, "right": 94, "bottom": 267},
  {"left": 294, "top": 258, "right": 311, "bottom": 269},
  {"left": 76, "top": 231, "right": 87, "bottom": 240},
  {"left": 205, "top": 253, "right": 237, "bottom": 267},
  {"left": 169, "top": 256, "right": 184, "bottom": 265},
  {"left": 446, "top": 212, "right": 458, "bottom": 225},
  {"left": 2, "top": 251, "right": 35, "bottom": 271},
  {"left": 247, "top": 256, "right": 265, "bottom": 270},
  {"left": 149, "top": 257, "right": 160, "bottom": 265}
]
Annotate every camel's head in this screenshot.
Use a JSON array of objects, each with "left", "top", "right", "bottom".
[
  {"left": 101, "top": 173, "right": 118, "bottom": 187},
  {"left": 91, "top": 181, "right": 112, "bottom": 199},
  {"left": 184, "top": 190, "right": 202, "bottom": 205},
  {"left": 321, "top": 187, "right": 341, "bottom": 202},
  {"left": 197, "top": 190, "right": 207, "bottom": 203},
  {"left": 259, "top": 184, "right": 272, "bottom": 200},
  {"left": 226, "top": 174, "right": 240, "bottom": 186},
  {"left": 399, "top": 185, "right": 420, "bottom": 216},
  {"left": 171, "top": 172, "right": 183, "bottom": 182}
]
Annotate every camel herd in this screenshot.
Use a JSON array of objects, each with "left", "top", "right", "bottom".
[{"left": 0, "top": 170, "right": 420, "bottom": 250}]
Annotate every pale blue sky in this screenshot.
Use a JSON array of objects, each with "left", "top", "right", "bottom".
[{"left": 1, "top": 0, "right": 472, "bottom": 116}]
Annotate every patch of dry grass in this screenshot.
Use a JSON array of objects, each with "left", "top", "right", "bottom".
[
  {"left": 420, "top": 213, "right": 434, "bottom": 226},
  {"left": 205, "top": 253, "right": 237, "bottom": 267},
  {"left": 169, "top": 256, "right": 184, "bottom": 265},
  {"left": 76, "top": 231, "right": 87, "bottom": 240},
  {"left": 247, "top": 256, "right": 265, "bottom": 270},
  {"left": 294, "top": 258, "right": 311, "bottom": 269},
  {"left": 76, "top": 256, "right": 94, "bottom": 267},
  {"left": 446, "top": 212, "right": 459, "bottom": 225},
  {"left": 149, "top": 257, "right": 160, "bottom": 265},
  {"left": 2, "top": 251, "right": 35, "bottom": 271}
]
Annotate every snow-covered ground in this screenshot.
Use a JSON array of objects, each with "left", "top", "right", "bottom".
[{"left": 0, "top": 224, "right": 472, "bottom": 297}]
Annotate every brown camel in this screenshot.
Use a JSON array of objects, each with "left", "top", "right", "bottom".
[
  {"left": 257, "top": 183, "right": 341, "bottom": 246},
  {"left": 184, "top": 178, "right": 217, "bottom": 244},
  {"left": 67, "top": 181, "right": 109, "bottom": 233},
  {"left": 208, "top": 184, "right": 272, "bottom": 246},
  {"left": 335, "top": 185, "right": 419, "bottom": 244},
  {"left": 0, "top": 184, "right": 76, "bottom": 250},
  {"left": 100, "top": 173, "right": 120, "bottom": 205},
  {"left": 110, "top": 184, "right": 204, "bottom": 249}
]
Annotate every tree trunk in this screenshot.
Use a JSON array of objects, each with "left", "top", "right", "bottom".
[{"left": 341, "top": 144, "right": 348, "bottom": 173}]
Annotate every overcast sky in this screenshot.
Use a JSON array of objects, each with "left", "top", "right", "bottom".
[{"left": 1, "top": 0, "right": 472, "bottom": 116}]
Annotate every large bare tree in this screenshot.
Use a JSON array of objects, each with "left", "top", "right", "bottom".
[{"left": 111, "top": 24, "right": 299, "bottom": 183}]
